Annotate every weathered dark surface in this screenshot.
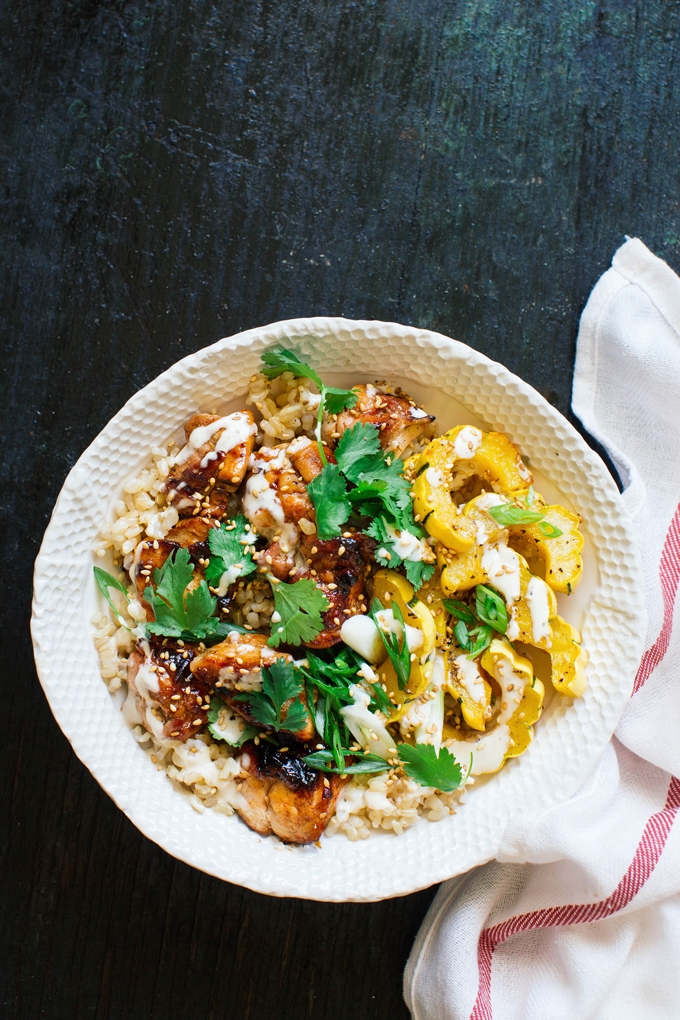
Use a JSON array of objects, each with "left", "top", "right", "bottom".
[{"left": 2, "top": 1, "right": 680, "bottom": 1017}]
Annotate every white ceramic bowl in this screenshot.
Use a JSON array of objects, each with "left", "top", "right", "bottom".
[{"left": 32, "top": 318, "right": 645, "bottom": 901}]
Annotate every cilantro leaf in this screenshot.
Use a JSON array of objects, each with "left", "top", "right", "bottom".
[
  {"left": 302, "top": 750, "right": 391, "bottom": 775},
  {"left": 207, "top": 696, "right": 258, "bottom": 746},
  {"left": 487, "top": 504, "right": 546, "bottom": 527},
  {"left": 205, "top": 515, "right": 257, "bottom": 588},
  {"left": 335, "top": 423, "right": 382, "bottom": 482},
  {"left": 398, "top": 742, "right": 464, "bottom": 792},
  {"left": 267, "top": 577, "right": 330, "bottom": 647},
  {"left": 261, "top": 346, "right": 323, "bottom": 388},
  {"left": 403, "top": 559, "right": 435, "bottom": 589},
  {"left": 144, "top": 548, "right": 221, "bottom": 640},
  {"left": 474, "top": 584, "right": 508, "bottom": 634},
  {"left": 306, "top": 464, "right": 351, "bottom": 539},
  {"left": 235, "top": 659, "right": 309, "bottom": 732},
  {"left": 93, "top": 566, "right": 131, "bottom": 628},
  {"left": 324, "top": 386, "right": 359, "bottom": 415}
]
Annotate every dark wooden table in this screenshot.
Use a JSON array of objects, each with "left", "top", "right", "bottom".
[{"left": 3, "top": 1, "right": 680, "bottom": 1017}]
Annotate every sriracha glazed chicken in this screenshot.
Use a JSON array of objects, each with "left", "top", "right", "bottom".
[{"left": 94, "top": 345, "right": 587, "bottom": 846}]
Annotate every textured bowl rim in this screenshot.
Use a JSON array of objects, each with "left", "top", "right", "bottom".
[{"left": 31, "top": 317, "right": 645, "bottom": 901}]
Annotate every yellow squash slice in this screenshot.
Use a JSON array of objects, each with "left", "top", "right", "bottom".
[
  {"left": 412, "top": 426, "right": 533, "bottom": 552},
  {"left": 442, "top": 639, "right": 544, "bottom": 775}
]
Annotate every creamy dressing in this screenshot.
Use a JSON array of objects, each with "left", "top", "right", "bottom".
[
  {"left": 506, "top": 607, "right": 520, "bottom": 641},
  {"left": 242, "top": 449, "right": 287, "bottom": 527},
  {"left": 526, "top": 576, "right": 552, "bottom": 646},
  {"left": 214, "top": 564, "right": 244, "bottom": 597},
  {"left": 287, "top": 435, "right": 313, "bottom": 455},
  {"left": 399, "top": 651, "right": 445, "bottom": 754},
  {"left": 453, "top": 426, "right": 483, "bottom": 459},
  {"left": 517, "top": 459, "right": 532, "bottom": 482},
  {"left": 425, "top": 466, "right": 445, "bottom": 488},
  {"left": 475, "top": 492, "right": 507, "bottom": 511},
  {"left": 132, "top": 660, "right": 167, "bottom": 741},
  {"left": 481, "top": 541, "right": 521, "bottom": 604},
  {"left": 445, "top": 654, "right": 526, "bottom": 774},
  {"left": 210, "top": 704, "right": 249, "bottom": 744},
  {"left": 452, "top": 653, "right": 487, "bottom": 703},
  {"left": 383, "top": 521, "right": 430, "bottom": 562},
  {"left": 175, "top": 412, "right": 255, "bottom": 467},
  {"left": 475, "top": 522, "right": 491, "bottom": 545}
]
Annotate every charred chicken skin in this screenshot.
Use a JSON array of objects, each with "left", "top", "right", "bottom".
[
  {"left": 332, "top": 384, "right": 434, "bottom": 456},
  {"left": 236, "top": 741, "right": 348, "bottom": 844},
  {"left": 166, "top": 411, "right": 256, "bottom": 518},
  {"left": 297, "top": 534, "right": 372, "bottom": 648},
  {"left": 127, "top": 639, "right": 210, "bottom": 741}
]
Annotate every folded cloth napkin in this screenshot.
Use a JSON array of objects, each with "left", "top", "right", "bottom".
[{"left": 404, "top": 238, "right": 680, "bottom": 1020}]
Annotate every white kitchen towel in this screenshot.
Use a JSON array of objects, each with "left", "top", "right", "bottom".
[{"left": 404, "top": 238, "right": 680, "bottom": 1020}]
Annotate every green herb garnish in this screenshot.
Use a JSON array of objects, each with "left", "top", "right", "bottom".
[
  {"left": 260, "top": 346, "right": 358, "bottom": 464},
  {"left": 205, "top": 514, "right": 257, "bottom": 588},
  {"left": 306, "top": 464, "right": 351, "bottom": 541},
  {"left": 397, "top": 742, "right": 464, "bottom": 792},
  {"left": 207, "top": 696, "right": 258, "bottom": 746},
  {"left": 234, "top": 659, "right": 309, "bottom": 733},
  {"left": 144, "top": 548, "right": 224, "bottom": 641},
  {"left": 444, "top": 585, "right": 507, "bottom": 659},
  {"left": 267, "top": 577, "right": 330, "bottom": 647},
  {"left": 474, "top": 584, "right": 508, "bottom": 634},
  {"left": 369, "top": 596, "right": 412, "bottom": 690},
  {"left": 487, "top": 502, "right": 563, "bottom": 537},
  {"left": 93, "top": 566, "right": 131, "bottom": 629},
  {"left": 302, "top": 749, "right": 391, "bottom": 775}
]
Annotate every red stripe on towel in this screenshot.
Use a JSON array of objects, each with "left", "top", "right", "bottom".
[
  {"left": 633, "top": 502, "right": 680, "bottom": 694},
  {"left": 470, "top": 776, "right": 680, "bottom": 1020}
]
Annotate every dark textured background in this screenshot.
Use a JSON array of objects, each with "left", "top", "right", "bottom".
[{"left": 3, "top": 1, "right": 680, "bottom": 1017}]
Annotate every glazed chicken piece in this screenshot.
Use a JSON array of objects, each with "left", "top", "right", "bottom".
[
  {"left": 127, "top": 639, "right": 211, "bottom": 742},
  {"left": 332, "top": 384, "right": 435, "bottom": 456},
  {"left": 190, "top": 631, "right": 285, "bottom": 689},
  {"left": 299, "top": 534, "right": 372, "bottom": 648},
  {"left": 287, "top": 436, "right": 336, "bottom": 482},
  {"left": 166, "top": 411, "right": 256, "bottom": 518},
  {"left": 242, "top": 445, "right": 315, "bottom": 539},
  {"left": 236, "top": 741, "right": 348, "bottom": 844},
  {"left": 191, "top": 632, "right": 315, "bottom": 741},
  {"left": 130, "top": 517, "right": 221, "bottom": 621}
]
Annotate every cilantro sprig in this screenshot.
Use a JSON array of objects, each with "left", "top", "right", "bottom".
[
  {"left": 444, "top": 583, "right": 508, "bottom": 659},
  {"left": 144, "top": 547, "right": 225, "bottom": 640},
  {"left": 234, "top": 659, "right": 309, "bottom": 733},
  {"left": 267, "top": 577, "right": 330, "bottom": 647},
  {"left": 260, "top": 346, "right": 358, "bottom": 465},
  {"left": 205, "top": 514, "right": 257, "bottom": 590},
  {"left": 397, "top": 743, "right": 464, "bottom": 792}
]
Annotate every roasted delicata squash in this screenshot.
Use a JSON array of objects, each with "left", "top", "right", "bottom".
[
  {"left": 442, "top": 639, "right": 544, "bottom": 774},
  {"left": 506, "top": 489, "right": 584, "bottom": 594},
  {"left": 443, "top": 647, "right": 492, "bottom": 731},
  {"left": 548, "top": 616, "right": 588, "bottom": 697},
  {"left": 371, "top": 569, "right": 437, "bottom": 659},
  {"left": 412, "top": 425, "right": 533, "bottom": 551}
]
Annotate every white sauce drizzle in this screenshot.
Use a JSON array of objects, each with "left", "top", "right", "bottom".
[
  {"left": 526, "top": 576, "right": 552, "bottom": 646},
  {"left": 174, "top": 412, "right": 256, "bottom": 466},
  {"left": 452, "top": 654, "right": 487, "bottom": 704},
  {"left": 453, "top": 426, "right": 483, "bottom": 459},
  {"left": 425, "top": 466, "right": 445, "bottom": 488},
  {"left": 481, "top": 540, "right": 521, "bottom": 604},
  {"left": 474, "top": 492, "right": 507, "bottom": 511},
  {"left": 445, "top": 654, "right": 526, "bottom": 774},
  {"left": 374, "top": 608, "right": 423, "bottom": 651},
  {"left": 383, "top": 521, "right": 429, "bottom": 562}
]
